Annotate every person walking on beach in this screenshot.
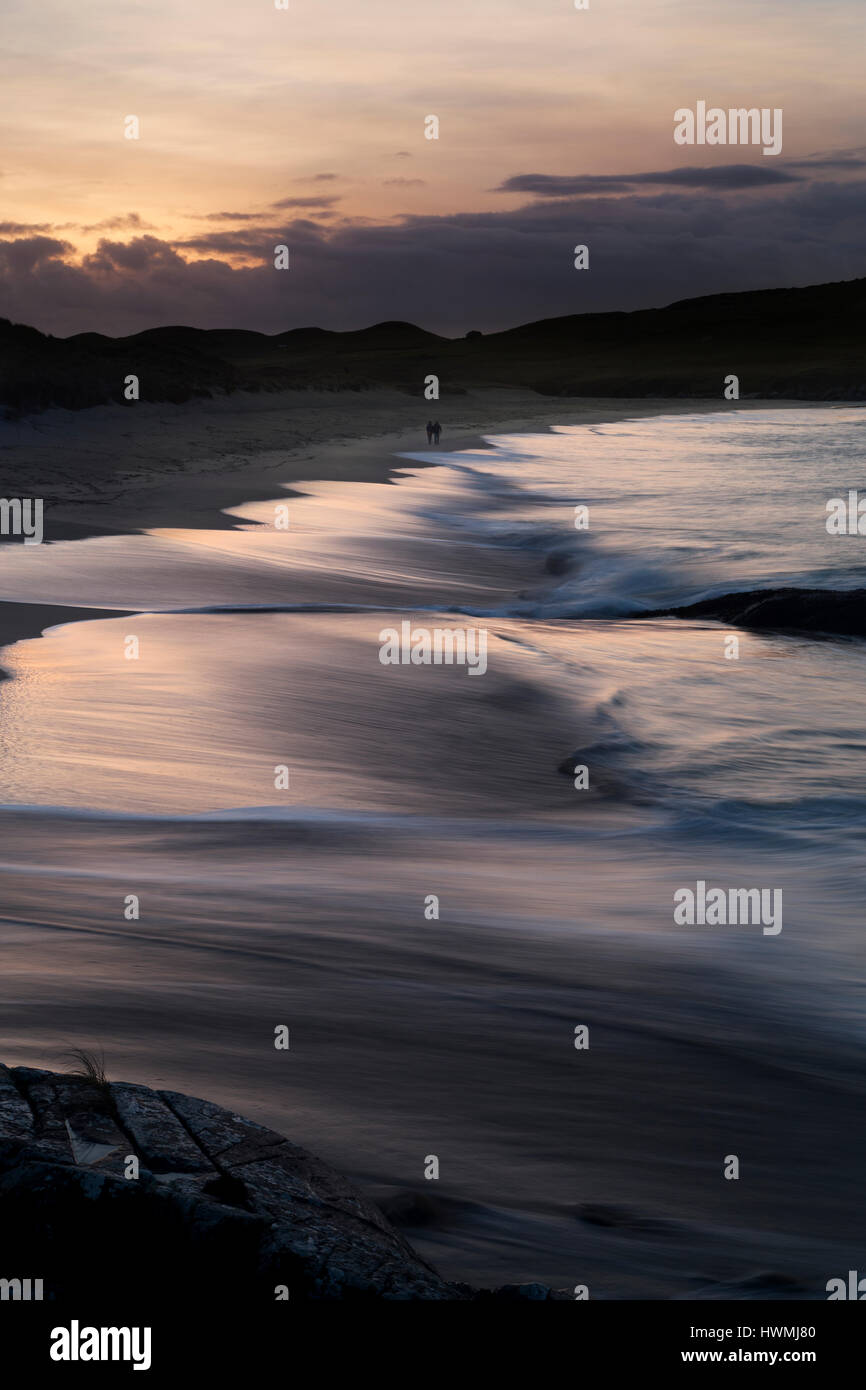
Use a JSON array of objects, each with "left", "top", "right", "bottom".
[
  {"left": 432, "top": 421, "right": 441, "bottom": 444},
  {"left": 426, "top": 420, "right": 434, "bottom": 443}
]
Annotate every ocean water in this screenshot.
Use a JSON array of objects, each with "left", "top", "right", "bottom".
[{"left": 0, "top": 407, "right": 864, "bottom": 1296}]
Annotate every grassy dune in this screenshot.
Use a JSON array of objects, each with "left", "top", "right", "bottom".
[{"left": 2, "top": 277, "right": 863, "bottom": 415}]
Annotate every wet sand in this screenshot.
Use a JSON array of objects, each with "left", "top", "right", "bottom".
[
  {"left": 0, "top": 387, "right": 792, "bottom": 538},
  {"left": 0, "top": 601, "right": 134, "bottom": 673},
  {"left": 0, "top": 389, "right": 800, "bottom": 658},
  {"left": 0, "top": 396, "right": 856, "bottom": 1296}
]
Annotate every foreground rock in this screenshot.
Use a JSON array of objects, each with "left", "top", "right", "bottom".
[
  {"left": 648, "top": 587, "right": 866, "bottom": 639},
  {"left": 0, "top": 1064, "right": 561, "bottom": 1303}
]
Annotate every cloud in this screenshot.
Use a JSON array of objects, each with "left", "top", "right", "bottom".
[
  {"left": 77, "top": 212, "right": 155, "bottom": 234},
  {"left": 496, "top": 166, "right": 803, "bottom": 196},
  {"left": 0, "top": 221, "right": 54, "bottom": 234},
  {"left": 82, "top": 236, "right": 186, "bottom": 273},
  {"left": 2, "top": 177, "right": 865, "bottom": 338},
  {"left": 0, "top": 213, "right": 154, "bottom": 236},
  {"left": 171, "top": 228, "right": 293, "bottom": 257},
  {"left": 0, "top": 235, "right": 73, "bottom": 273},
  {"left": 192, "top": 211, "right": 273, "bottom": 222},
  {"left": 270, "top": 195, "right": 342, "bottom": 210},
  {"left": 785, "top": 149, "right": 866, "bottom": 171},
  {"left": 383, "top": 178, "right": 426, "bottom": 187},
  {"left": 193, "top": 199, "right": 342, "bottom": 223}
]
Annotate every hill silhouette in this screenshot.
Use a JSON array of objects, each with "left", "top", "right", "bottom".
[{"left": 1, "top": 279, "right": 864, "bottom": 415}]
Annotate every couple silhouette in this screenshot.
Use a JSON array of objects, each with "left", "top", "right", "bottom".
[{"left": 426, "top": 420, "right": 442, "bottom": 444}]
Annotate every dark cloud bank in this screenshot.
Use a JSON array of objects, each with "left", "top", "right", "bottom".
[{"left": 2, "top": 170, "right": 866, "bottom": 337}]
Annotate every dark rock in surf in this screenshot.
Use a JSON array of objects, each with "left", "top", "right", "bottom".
[
  {"left": 647, "top": 587, "right": 866, "bottom": 638},
  {"left": 0, "top": 1063, "right": 560, "bottom": 1303}
]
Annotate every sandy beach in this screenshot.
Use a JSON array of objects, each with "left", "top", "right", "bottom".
[
  {"left": 0, "top": 388, "right": 800, "bottom": 655},
  {"left": 2, "top": 388, "right": 644, "bottom": 534},
  {"left": 0, "top": 401, "right": 863, "bottom": 1297}
]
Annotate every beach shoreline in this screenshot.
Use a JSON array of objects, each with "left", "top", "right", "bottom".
[
  {"left": 0, "top": 402, "right": 863, "bottom": 1293},
  {"left": 0, "top": 389, "right": 812, "bottom": 658}
]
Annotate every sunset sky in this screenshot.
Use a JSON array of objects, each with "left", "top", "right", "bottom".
[{"left": 2, "top": 0, "right": 864, "bottom": 335}]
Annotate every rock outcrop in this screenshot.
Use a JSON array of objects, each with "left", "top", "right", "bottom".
[
  {"left": 0, "top": 1064, "right": 559, "bottom": 1302},
  {"left": 648, "top": 587, "right": 866, "bottom": 638}
]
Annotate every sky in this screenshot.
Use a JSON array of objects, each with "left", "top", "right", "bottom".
[{"left": 1, "top": 0, "right": 864, "bottom": 336}]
